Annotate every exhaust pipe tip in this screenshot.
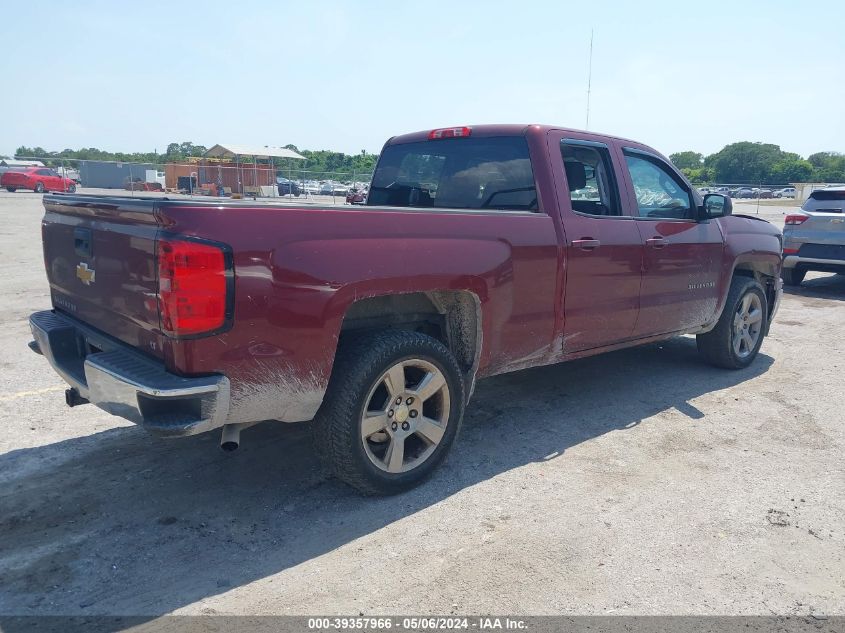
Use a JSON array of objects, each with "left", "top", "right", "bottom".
[{"left": 220, "top": 424, "right": 241, "bottom": 452}]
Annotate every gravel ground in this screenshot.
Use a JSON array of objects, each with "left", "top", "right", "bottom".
[{"left": 0, "top": 190, "right": 842, "bottom": 617}]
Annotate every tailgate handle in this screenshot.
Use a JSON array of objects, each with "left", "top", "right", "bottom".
[{"left": 74, "top": 228, "right": 92, "bottom": 258}]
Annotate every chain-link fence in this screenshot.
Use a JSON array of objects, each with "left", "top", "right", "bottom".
[
  {"left": 701, "top": 183, "right": 796, "bottom": 199},
  {"left": 3, "top": 156, "right": 373, "bottom": 202}
]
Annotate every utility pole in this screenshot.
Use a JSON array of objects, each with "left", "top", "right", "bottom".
[{"left": 585, "top": 28, "right": 594, "bottom": 130}]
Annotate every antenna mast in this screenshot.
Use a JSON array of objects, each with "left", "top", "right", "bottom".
[{"left": 586, "top": 29, "right": 594, "bottom": 130}]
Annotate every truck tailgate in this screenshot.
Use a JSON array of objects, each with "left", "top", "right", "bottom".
[{"left": 42, "top": 194, "right": 164, "bottom": 358}]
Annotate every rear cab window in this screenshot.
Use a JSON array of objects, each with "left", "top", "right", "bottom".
[
  {"left": 561, "top": 141, "right": 621, "bottom": 216},
  {"left": 368, "top": 136, "right": 538, "bottom": 211}
]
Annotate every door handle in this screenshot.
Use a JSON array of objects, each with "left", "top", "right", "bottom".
[
  {"left": 572, "top": 238, "right": 600, "bottom": 250},
  {"left": 646, "top": 237, "right": 667, "bottom": 249}
]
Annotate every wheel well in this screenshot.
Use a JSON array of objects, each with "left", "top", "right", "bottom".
[
  {"left": 340, "top": 291, "right": 481, "bottom": 379},
  {"left": 733, "top": 265, "right": 777, "bottom": 319}
]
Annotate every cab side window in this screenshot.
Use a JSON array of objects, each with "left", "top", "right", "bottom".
[
  {"left": 623, "top": 152, "right": 694, "bottom": 220},
  {"left": 560, "top": 142, "right": 620, "bottom": 216}
]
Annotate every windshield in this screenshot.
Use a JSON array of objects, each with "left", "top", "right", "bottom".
[{"left": 368, "top": 136, "right": 538, "bottom": 211}]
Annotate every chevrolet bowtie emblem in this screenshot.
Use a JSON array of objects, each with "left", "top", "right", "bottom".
[{"left": 76, "top": 262, "right": 95, "bottom": 285}]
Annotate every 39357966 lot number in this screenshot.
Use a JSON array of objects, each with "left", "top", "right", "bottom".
[{"left": 307, "top": 617, "right": 472, "bottom": 630}]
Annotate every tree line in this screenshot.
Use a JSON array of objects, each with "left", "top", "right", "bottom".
[
  {"left": 12, "top": 140, "right": 843, "bottom": 184},
  {"left": 669, "top": 143, "right": 845, "bottom": 185},
  {"left": 12, "top": 142, "right": 378, "bottom": 176}
]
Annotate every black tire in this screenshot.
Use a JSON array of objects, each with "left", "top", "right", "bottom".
[
  {"left": 66, "top": 183, "right": 76, "bottom": 193},
  {"left": 697, "top": 276, "right": 768, "bottom": 369},
  {"left": 781, "top": 266, "right": 806, "bottom": 286},
  {"left": 5, "top": 187, "right": 16, "bottom": 192},
  {"left": 312, "top": 330, "right": 465, "bottom": 495},
  {"left": 34, "top": 182, "right": 44, "bottom": 193}
]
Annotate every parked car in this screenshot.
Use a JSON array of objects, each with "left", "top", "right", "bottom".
[
  {"left": 319, "top": 182, "right": 349, "bottom": 196},
  {"left": 1, "top": 167, "right": 76, "bottom": 193},
  {"left": 277, "top": 178, "right": 301, "bottom": 197},
  {"left": 755, "top": 189, "right": 773, "bottom": 199},
  {"left": 346, "top": 187, "right": 368, "bottom": 204},
  {"left": 781, "top": 187, "right": 845, "bottom": 285},
  {"left": 29, "top": 124, "right": 783, "bottom": 495},
  {"left": 774, "top": 187, "right": 796, "bottom": 199},
  {"left": 734, "top": 188, "right": 755, "bottom": 199}
]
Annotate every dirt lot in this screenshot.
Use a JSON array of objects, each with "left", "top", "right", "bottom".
[{"left": 0, "top": 191, "right": 842, "bottom": 617}]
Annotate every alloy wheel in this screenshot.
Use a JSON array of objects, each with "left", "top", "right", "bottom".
[{"left": 360, "top": 358, "right": 450, "bottom": 474}]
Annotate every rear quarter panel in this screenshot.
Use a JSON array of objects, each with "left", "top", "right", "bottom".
[{"left": 158, "top": 203, "right": 560, "bottom": 423}]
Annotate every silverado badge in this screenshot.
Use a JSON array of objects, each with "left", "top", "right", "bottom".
[{"left": 76, "top": 262, "right": 95, "bottom": 285}]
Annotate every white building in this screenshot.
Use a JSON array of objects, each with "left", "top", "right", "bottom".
[{"left": 0, "top": 159, "right": 44, "bottom": 167}]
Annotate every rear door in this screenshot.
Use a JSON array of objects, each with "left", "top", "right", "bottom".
[
  {"left": 616, "top": 148, "right": 724, "bottom": 337},
  {"left": 549, "top": 132, "right": 642, "bottom": 353}
]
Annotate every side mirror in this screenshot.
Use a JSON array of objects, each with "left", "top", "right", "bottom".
[{"left": 702, "top": 193, "right": 732, "bottom": 219}]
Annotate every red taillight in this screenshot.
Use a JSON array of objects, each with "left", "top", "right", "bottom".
[
  {"left": 157, "top": 237, "right": 230, "bottom": 337},
  {"left": 428, "top": 126, "right": 472, "bottom": 140},
  {"left": 784, "top": 214, "right": 808, "bottom": 225},
  {"left": 783, "top": 248, "right": 799, "bottom": 255}
]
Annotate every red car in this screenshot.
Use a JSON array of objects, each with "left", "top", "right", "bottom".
[
  {"left": 1, "top": 167, "right": 76, "bottom": 193},
  {"left": 345, "top": 188, "right": 368, "bottom": 204}
]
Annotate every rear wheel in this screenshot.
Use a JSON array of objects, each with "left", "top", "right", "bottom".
[
  {"left": 782, "top": 266, "right": 806, "bottom": 286},
  {"left": 34, "top": 182, "right": 44, "bottom": 193},
  {"left": 697, "top": 276, "right": 768, "bottom": 369},
  {"left": 5, "top": 187, "right": 16, "bottom": 192},
  {"left": 312, "top": 330, "right": 465, "bottom": 495}
]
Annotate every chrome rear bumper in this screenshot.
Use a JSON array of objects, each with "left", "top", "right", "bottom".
[{"left": 29, "top": 310, "right": 230, "bottom": 437}]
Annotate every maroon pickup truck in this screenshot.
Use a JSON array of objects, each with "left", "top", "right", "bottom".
[{"left": 29, "top": 124, "right": 783, "bottom": 494}]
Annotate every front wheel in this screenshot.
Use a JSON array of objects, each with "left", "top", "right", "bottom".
[
  {"left": 34, "top": 182, "right": 44, "bottom": 193},
  {"left": 697, "top": 276, "right": 768, "bottom": 369},
  {"left": 312, "top": 330, "right": 465, "bottom": 495},
  {"left": 5, "top": 187, "right": 16, "bottom": 192},
  {"left": 66, "top": 183, "right": 77, "bottom": 193}
]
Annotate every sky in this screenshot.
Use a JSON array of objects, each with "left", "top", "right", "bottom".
[{"left": 1, "top": 0, "right": 843, "bottom": 159}]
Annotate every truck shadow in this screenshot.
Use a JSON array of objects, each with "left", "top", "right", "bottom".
[
  {"left": 784, "top": 272, "right": 845, "bottom": 302},
  {"left": 0, "top": 337, "right": 772, "bottom": 622}
]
